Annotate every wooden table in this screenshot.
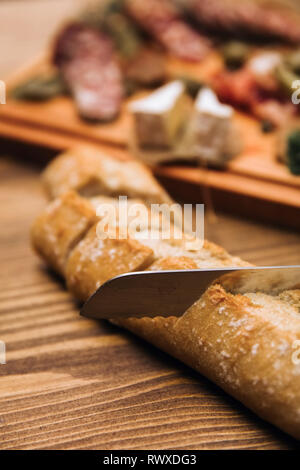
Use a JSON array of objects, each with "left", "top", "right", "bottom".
[{"left": 1, "top": 0, "right": 300, "bottom": 450}]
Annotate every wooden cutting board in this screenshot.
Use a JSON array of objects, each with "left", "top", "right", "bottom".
[
  {"left": 1, "top": 155, "right": 300, "bottom": 450},
  {"left": 0, "top": 54, "right": 300, "bottom": 229}
]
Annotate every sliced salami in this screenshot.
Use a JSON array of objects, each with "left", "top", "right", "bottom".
[
  {"left": 125, "top": 0, "right": 211, "bottom": 61},
  {"left": 53, "top": 23, "right": 124, "bottom": 121}
]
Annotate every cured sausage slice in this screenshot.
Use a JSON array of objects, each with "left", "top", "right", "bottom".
[
  {"left": 125, "top": 0, "right": 211, "bottom": 61},
  {"left": 190, "top": 0, "right": 300, "bottom": 44},
  {"left": 53, "top": 23, "right": 124, "bottom": 121}
]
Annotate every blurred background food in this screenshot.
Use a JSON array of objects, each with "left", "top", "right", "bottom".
[
  {"left": 4, "top": 0, "right": 300, "bottom": 168},
  {"left": 0, "top": 0, "right": 300, "bottom": 224}
]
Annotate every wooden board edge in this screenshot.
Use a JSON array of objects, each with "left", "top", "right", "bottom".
[{"left": 1, "top": 117, "right": 299, "bottom": 231}]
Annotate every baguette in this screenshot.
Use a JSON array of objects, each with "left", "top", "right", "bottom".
[
  {"left": 32, "top": 167, "right": 300, "bottom": 440},
  {"left": 32, "top": 191, "right": 246, "bottom": 299},
  {"left": 42, "top": 146, "right": 172, "bottom": 205},
  {"left": 113, "top": 257, "right": 300, "bottom": 440}
]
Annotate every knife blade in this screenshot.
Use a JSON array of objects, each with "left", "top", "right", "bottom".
[{"left": 81, "top": 265, "right": 300, "bottom": 320}]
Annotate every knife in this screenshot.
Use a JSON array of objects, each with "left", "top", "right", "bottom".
[{"left": 81, "top": 265, "right": 300, "bottom": 320}]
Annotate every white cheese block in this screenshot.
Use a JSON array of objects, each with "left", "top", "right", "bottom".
[
  {"left": 129, "top": 81, "right": 188, "bottom": 149},
  {"left": 195, "top": 87, "right": 233, "bottom": 119},
  {"left": 180, "top": 87, "right": 241, "bottom": 166}
]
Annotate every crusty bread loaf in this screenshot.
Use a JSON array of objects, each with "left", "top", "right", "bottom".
[
  {"left": 120, "top": 286, "right": 300, "bottom": 439},
  {"left": 42, "top": 146, "right": 172, "bottom": 205},
  {"left": 112, "top": 257, "right": 300, "bottom": 440},
  {"left": 32, "top": 160, "right": 300, "bottom": 440},
  {"left": 32, "top": 191, "right": 247, "bottom": 299}
]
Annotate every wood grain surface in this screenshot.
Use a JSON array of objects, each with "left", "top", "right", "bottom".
[{"left": 1, "top": 155, "right": 300, "bottom": 450}]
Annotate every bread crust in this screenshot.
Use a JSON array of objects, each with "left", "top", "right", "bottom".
[
  {"left": 31, "top": 190, "right": 97, "bottom": 276},
  {"left": 66, "top": 224, "right": 155, "bottom": 301},
  {"left": 42, "top": 146, "right": 172, "bottom": 204}
]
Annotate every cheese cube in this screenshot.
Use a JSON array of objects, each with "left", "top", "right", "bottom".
[
  {"left": 129, "top": 81, "right": 188, "bottom": 149},
  {"left": 181, "top": 87, "right": 241, "bottom": 166}
]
